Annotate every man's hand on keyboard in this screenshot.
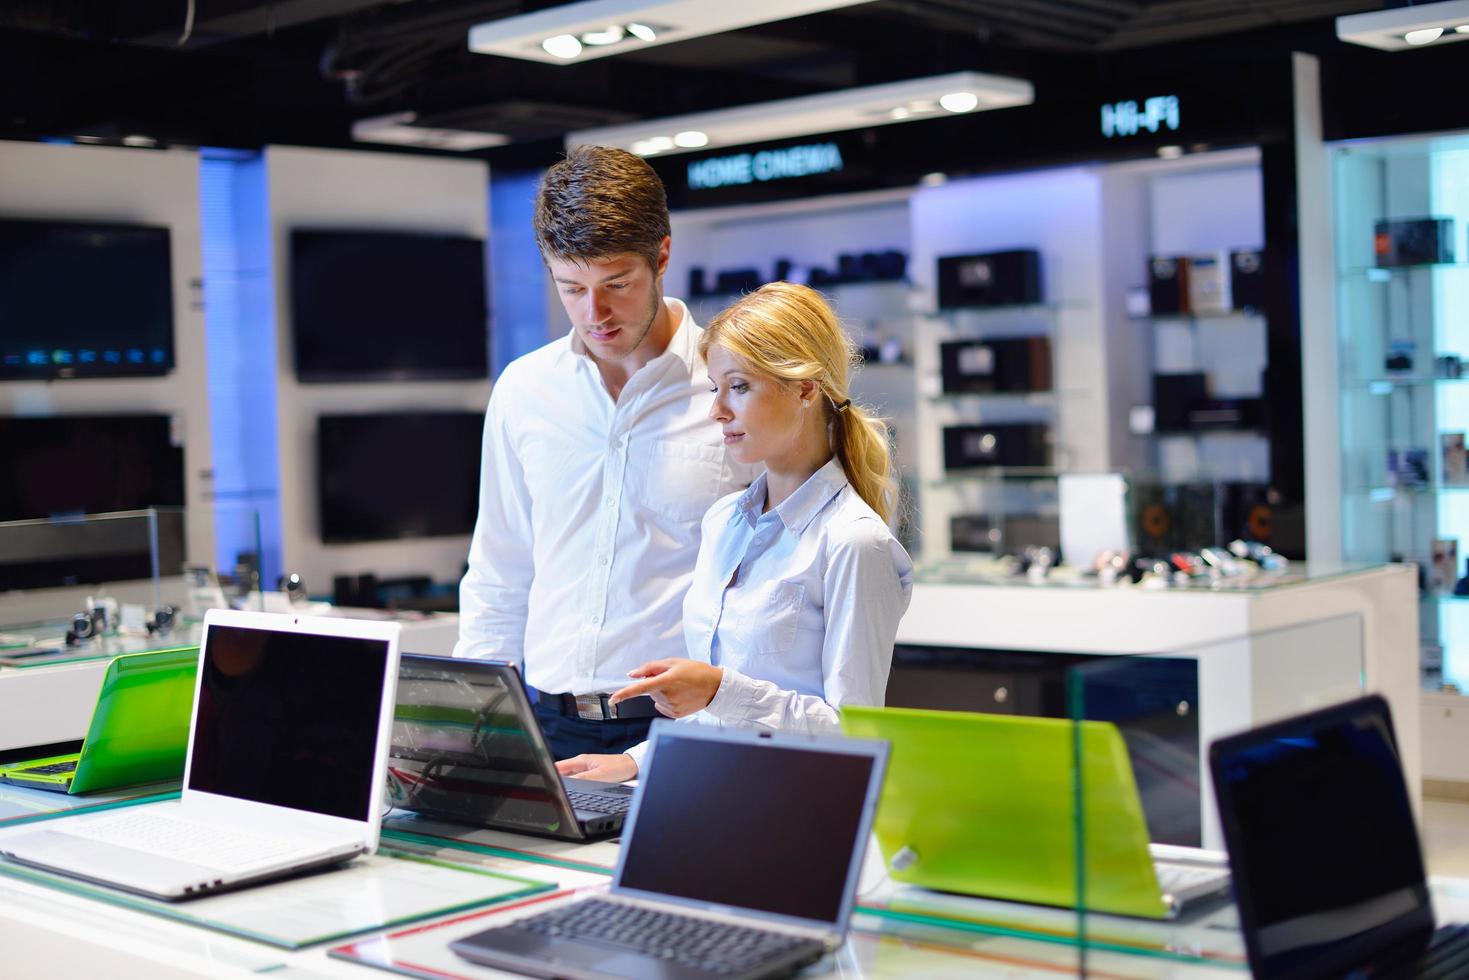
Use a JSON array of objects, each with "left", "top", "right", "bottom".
[{"left": 556, "top": 753, "right": 637, "bottom": 783}]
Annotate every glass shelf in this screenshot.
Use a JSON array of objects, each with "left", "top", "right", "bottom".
[
  {"left": 1342, "top": 261, "right": 1469, "bottom": 279},
  {"left": 1348, "top": 485, "right": 1469, "bottom": 501},
  {"left": 1145, "top": 310, "right": 1265, "bottom": 323},
  {"left": 927, "top": 468, "right": 1063, "bottom": 487},
  {"left": 926, "top": 390, "right": 1063, "bottom": 406},
  {"left": 689, "top": 278, "right": 911, "bottom": 304},
  {"left": 930, "top": 301, "right": 1084, "bottom": 317},
  {"left": 1345, "top": 375, "right": 1469, "bottom": 391}
]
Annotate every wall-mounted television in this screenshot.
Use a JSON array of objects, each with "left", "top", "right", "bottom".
[
  {"left": 0, "top": 414, "right": 186, "bottom": 589},
  {"left": 317, "top": 412, "right": 483, "bottom": 544},
  {"left": 290, "top": 229, "right": 489, "bottom": 382},
  {"left": 0, "top": 219, "right": 175, "bottom": 381}
]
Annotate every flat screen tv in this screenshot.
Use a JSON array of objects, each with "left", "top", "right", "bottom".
[
  {"left": 0, "top": 219, "right": 175, "bottom": 380},
  {"left": 317, "top": 411, "right": 483, "bottom": 544},
  {"left": 0, "top": 414, "right": 186, "bottom": 589},
  {"left": 290, "top": 229, "right": 489, "bottom": 382}
]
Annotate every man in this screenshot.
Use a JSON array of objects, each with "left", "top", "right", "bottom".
[{"left": 454, "top": 145, "right": 755, "bottom": 759}]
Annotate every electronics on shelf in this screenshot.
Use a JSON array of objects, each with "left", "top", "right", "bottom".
[
  {"left": 938, "top": 337, "right": 1052, "bottom": 394},
  {"left": 1373, "top": 217, "right": 1455, "bottom": 267},
  {"left": 290, "top": 228, "right": 488, "bottom": 382},
  {"left": 941, "top": 423, "right": 1050, "bottom": 470},
  {"left": 0, "top": 218, "right": 174, "bottom": 381},
  {"left": 936, "top": 249, "right": 1043, "bottom": 309}
]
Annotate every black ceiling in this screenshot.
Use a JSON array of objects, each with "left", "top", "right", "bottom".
[{"left": 0, "top": 0, "right": 1413, "bottom": 165}]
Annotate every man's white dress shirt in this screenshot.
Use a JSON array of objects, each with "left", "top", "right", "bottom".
[
  {"left": 626, "top": 457, "right": 914, "bottom": 768},
  {"left": 454, "top": 299, "right": 756, "bottom": 694}
]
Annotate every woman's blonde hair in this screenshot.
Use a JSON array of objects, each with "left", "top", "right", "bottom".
[{"left": 699, "top": 282, "right": 897, "bottom": 524}]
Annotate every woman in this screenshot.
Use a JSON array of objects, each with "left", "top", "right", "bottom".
[{"left": 556, "top": 281, "right": 913, "bottom": 782}]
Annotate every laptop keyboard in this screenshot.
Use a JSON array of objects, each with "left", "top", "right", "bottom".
[
  {"left": 566, "top": 790, "right": 631, "bottom": 815},
  {"left": 62, "top": 811, "right": 329, "bottom": 872},
  {"left": 18, "top": 761, "right": 77, "bottom": 776},
  {"left": 1155, "top": 862, "right": 1229, "bottom": 899},
  {"left": 508, "top": 898, "right": 819, "bottom": 975},
  {"left": 1392, "top": 923, "right": 1469, "bottom": 979}
]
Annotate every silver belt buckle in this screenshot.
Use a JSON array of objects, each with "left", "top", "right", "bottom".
[{"left": 573, "top": 693, "right": 609, "bottom": 721}]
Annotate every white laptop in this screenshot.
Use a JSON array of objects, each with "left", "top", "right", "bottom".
[
  {"left": 449, "top": 723, "right": 888, "bottom": 980},
  {"left": 0, "top": 608, "right": 401, "bottom": 901}
]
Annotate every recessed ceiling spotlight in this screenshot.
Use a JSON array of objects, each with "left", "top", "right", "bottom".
[
  {"left": 889, "top": 107, "right": 911, "bottom": 120},
  {"left": 1457, "top": 24, "right": 1469, "bottom": 32},
  {"left": 626, "top": 22, "right": 658, "bottom": 42},
  {"left": 73, "top": 135, "right": 106, "bottom": 144},
  {"left": 920, "top": 172, "right": 948, "bottom": 186},
  {"left": 122, "top": 135, "right": 157, "bottom": 148},
  {"left": 1157, "top": 145, "right": 1184, "bottom": 159},
  {"left": 673, "top": 130, "right": 709, "bottom": 148},
  {"left": 939, "top": 92, "right": 980, "bottom": 113},
  {"left": 541, "top": 33, "right": 583, "bottom": 59},
  {"left": 1404, "top": 26, "right": 1445, "bottom": 44},
  {"left": 581, "top": 25, "right": 625, "bottom": 45}
]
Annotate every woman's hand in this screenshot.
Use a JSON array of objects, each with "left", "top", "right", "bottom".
[
  {"left": 610, "top": 659, "right": 723, "bottom": 719},
  {"left": 555, "top": 753, "right": 638, "bottom": 782}
]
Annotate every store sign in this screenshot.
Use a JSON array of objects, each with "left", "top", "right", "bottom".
[
  {"left": 686, "top": 142, "right": 845, "bottom": 190},
  {"left": 1100, "top": 95, "right": 1180, "bottom": 138}
]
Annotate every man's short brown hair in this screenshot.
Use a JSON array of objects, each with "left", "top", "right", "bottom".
[{"left": 534, "top": 145, "right": 671, "bottom": 270}]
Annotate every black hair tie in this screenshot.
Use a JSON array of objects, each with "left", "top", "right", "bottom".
[{"left": 834, "top": 398, "right": 852, "bottom": 414}]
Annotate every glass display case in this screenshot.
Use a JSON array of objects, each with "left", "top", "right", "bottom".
[{"left": 1333, "top": 132, "right": 1469, "bottom": 691}]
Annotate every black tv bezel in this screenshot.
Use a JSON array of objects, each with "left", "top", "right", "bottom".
[
  {"left": 288, "top": 228, "right": 489, "bottom": 384},
  {"left": 315, "top": 410, "right": 484, "bottom": 545},
  {"left": 0, "top": 217, "right": 177, "bottom": 382}
]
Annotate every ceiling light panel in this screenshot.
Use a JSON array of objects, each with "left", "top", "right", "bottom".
[
  {"left": 565, "top": 71, "right": 1033, "bottom": 156},
  {"left": 352, "top": 112, "right": 510, "bottom": 152},
  {"left": 1337, "top": 0, "right": 1469, "bottom": 50},
  {"left": 469, "top": 0, "right": 877, "bottom": 64}
]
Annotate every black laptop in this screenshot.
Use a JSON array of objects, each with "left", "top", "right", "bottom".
[
  {"left": 1210, "top": 694, "right": 1469, "bottom": 979},
  {"left": 450, "top": 723, "right": 888, "bottom": 980},
  {"left": 388, "top": 655, "right": 634, "bottom": 841}
]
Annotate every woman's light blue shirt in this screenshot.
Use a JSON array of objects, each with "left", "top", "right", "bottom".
[{"left": 627, "top": 457, "right": 913, "bottom": 765}]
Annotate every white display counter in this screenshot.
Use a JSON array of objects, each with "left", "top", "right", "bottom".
[{"left": 895, "top": 562, "right": 1420, "bottom": 849}]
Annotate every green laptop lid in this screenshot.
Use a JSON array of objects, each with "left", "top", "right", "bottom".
[
  {"left": 70, "top": 646, "right": 199, "bottom": 795},
  {"left": 840, "top": 705, "right": 1167, "bottom": 919}
]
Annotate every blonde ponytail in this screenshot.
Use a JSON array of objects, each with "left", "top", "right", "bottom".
[{"left": 700, "top": 282, "right": 897, "bottom": 522}]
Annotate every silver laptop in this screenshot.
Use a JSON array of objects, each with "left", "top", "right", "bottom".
[
  {"left": 389, "top": 655, "right": 634, "bottom": 841},
  {"left": 450, "top": 723, "right": 888, "bottom": 980},
  {"left": 0, "top": 608, "right": 401, "bottom": 901}
]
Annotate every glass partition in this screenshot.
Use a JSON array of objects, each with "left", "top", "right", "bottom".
[
  {"left": 1064, "top": 615, "right": 1367, "bottom": 966},
  {"left": 0, "top": 505, "right": 258, "bottom": 668}
]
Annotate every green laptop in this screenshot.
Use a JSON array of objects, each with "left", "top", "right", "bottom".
[
  {"left": 840, "top": 705, "right": 1229, "bottom": 920},
  {"left": 0, "top": 647, "right": 198, "bottom": 795}
]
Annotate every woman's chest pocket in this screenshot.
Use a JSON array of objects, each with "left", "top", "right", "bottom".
[
  {"left": 628, "top": 438, "right": 727, "bottom": 523},
  {"left": 720, "top": 581, "right": 807, "bottom": 662}
]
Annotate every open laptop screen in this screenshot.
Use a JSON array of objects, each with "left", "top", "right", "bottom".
[
  {"left": 1211, "top": 696, "right": 1432, "bottom": 979},
  {"left": 388, "top": 657, "right": 567, "bottom": 832},
  {"left": 617, "top": 730, "right": 877, "bottom": 927},
  {"left": 187, "top": 623, "right": 390, "bottom": 821}
]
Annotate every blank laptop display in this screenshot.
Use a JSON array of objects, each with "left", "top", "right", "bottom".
[
  {"left": 1211, "top": 695, "right": 1469, "bottom": 979},
  {"left": 450, "top": 724, "right": 888, "bottom": 980},
  {"left": 187, "top": 621, "right": 390, "bottom": 820}
]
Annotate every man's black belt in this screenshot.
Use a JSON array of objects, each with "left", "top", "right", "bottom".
[{"left": 533, "top": 688, "right": 660, "bottom": 721}]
